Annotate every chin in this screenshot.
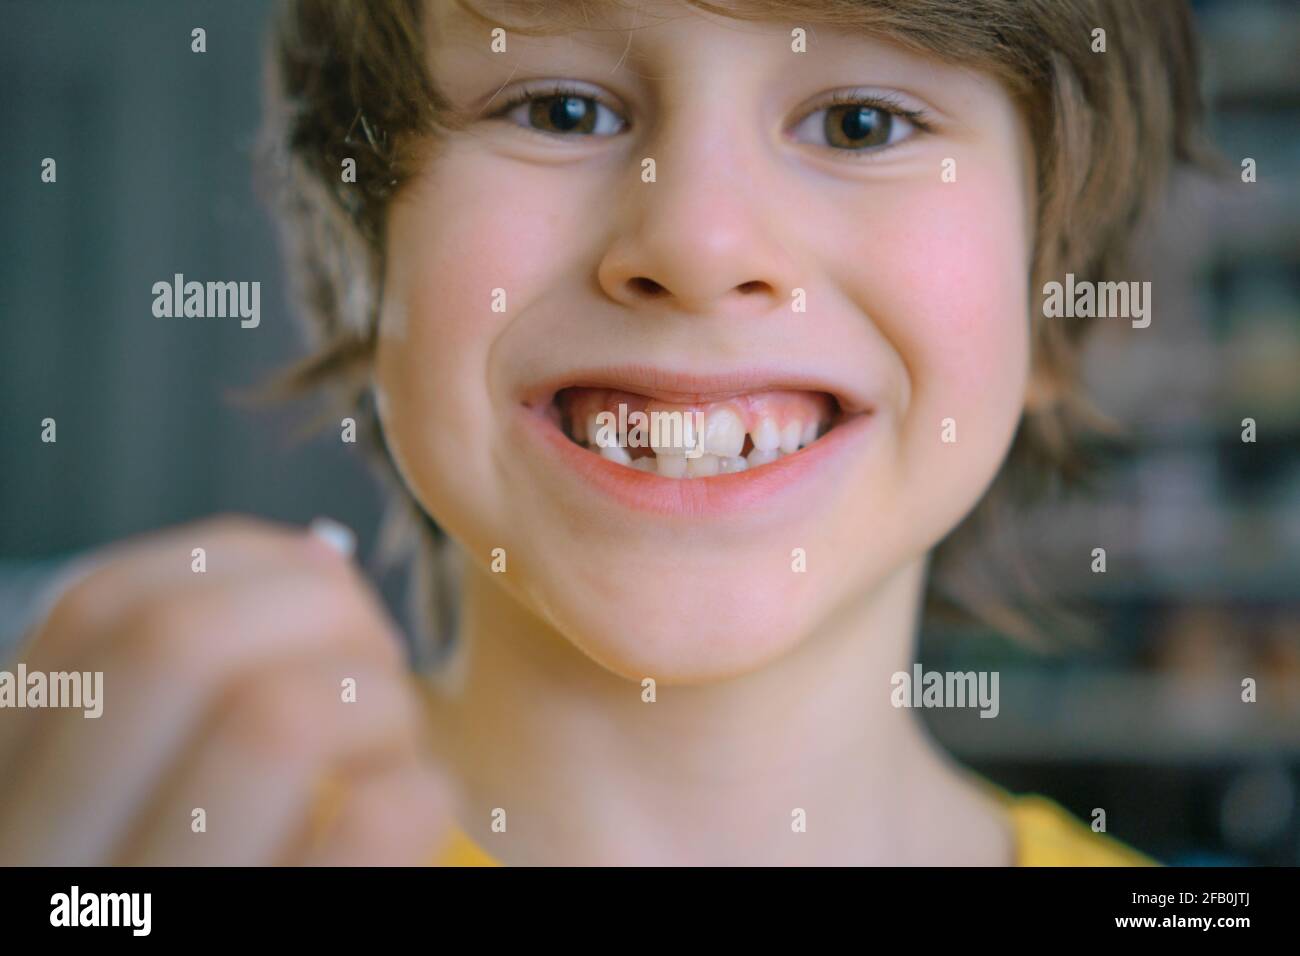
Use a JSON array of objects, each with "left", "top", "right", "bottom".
[{"left": 521, "top": 551, "right": 834, "bottom": 685}]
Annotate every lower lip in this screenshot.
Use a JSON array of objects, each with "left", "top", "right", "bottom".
[{"left": 512, "top": 403, "right": 875, "bottom": 519}]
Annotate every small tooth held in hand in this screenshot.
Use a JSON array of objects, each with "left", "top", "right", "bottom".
[{"left": 308, "top": 517, "right": 356, "bottom": 558}]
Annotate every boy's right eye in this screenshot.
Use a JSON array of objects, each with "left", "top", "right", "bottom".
[{"left": 491, "top": 83, "right": 627, "bottom": 138}]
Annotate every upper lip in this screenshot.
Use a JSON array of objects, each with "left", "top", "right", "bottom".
[{"left": 520, "top": 363, "right": 874, "bottom": 415}]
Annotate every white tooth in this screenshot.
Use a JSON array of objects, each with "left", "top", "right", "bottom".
[
  {"left": 779, "top": 421, "right": 802, "bottom": 454},
  {"left": 747, "top": 447, "right": 779, "bottom": 468},
  {"left": 585, "top": 413, "right": 600, "bottom": 446},
  {"left": 800, "top": 420, "right": 818, "bottom": 448},
  {"left": 718, "top": 455, "right": 748, "bottom": 474},
  {"left": 687, "top": 454, "right": 720, "bottom": 478},
  {"left": 600, "top": 444, "right": 632, "bottom": 466},
  {"left": 657, "top": 453, "right": 688, "bottom": 479},
  {"left": 626, "top": 414, "right": 649, "bottom": 450},
  {"left": 650, "top": 411, "right": 698, "bottom": 456},
  {"left": 751, "top": 417, "right": 780, "bottom": 452},
  {"left": 632, "top": 456, "right": 657, "bottom": 473},
  {"left": 702, "top": 407, "right": 746, "bottom": 459}
]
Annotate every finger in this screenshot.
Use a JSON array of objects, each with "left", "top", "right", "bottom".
[
  {"left": 25, "top": 515, "right": 358, "bottom": 674},
  {"left": 0, "top": 521, "right": 399, "bottom": 774},
  {"left": 113, "top": 660, "right": 426, "bottom": 866},
  {"left": 0, "top": 570, "right": 408, "bottom": 865},
  {"left": 295, "top": 761, "right": 454, "bottom": 867},
  {"left": 0, "top": 514, "right": 345, "bottom": 768}
]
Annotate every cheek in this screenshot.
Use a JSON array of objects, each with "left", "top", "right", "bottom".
[
  {"left": 373, "top": 156, "right": 560, "bottom": 536},
  {"left": 813, "top": 167, "right": 1031, "bottom": 556},
  {"left": 392, "top": 154, "right": 563, "bottom": 362},
  {"left": 374, "top": 150, "right": 607, "bottom": 557},
  {"left": 843, "top": 176, "right": 1031, "bottom": 444}
]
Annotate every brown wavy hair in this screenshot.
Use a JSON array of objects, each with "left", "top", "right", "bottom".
[{"left": 255, "top": 0, "right": 1209, "bottom": 666}]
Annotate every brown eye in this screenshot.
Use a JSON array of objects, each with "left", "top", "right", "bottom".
[
  {"left": 825, "top": 104, "right": 892, "bottom": 149},
  {"left": 499, "top": 87, "right": 625, "bottom": 137},
  {"left": 529, "top": 95, "right": 598, "bottom": 134},
  {"left": 790, "top": 97, "right": 918, "bottom": 155}
]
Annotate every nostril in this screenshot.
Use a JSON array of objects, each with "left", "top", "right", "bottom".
[
  {"left": 627, "top": 277, "right": 666, "bottom": 297},
  {"left": 737, "top": 281, "right": 769, "bottom": 295}
]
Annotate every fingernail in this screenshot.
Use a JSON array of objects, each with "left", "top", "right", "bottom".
[{"left": 307, "top": 516, "right": 356, "bottom": 559}]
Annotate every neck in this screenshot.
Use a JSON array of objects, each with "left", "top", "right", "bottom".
[{"left": 419, "top": 557, "right": 1012, "bottom": 865}]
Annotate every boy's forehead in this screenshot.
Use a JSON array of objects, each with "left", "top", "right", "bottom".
[
  {"left": 422, "top": 0, "right": 985, "bottom": 114},
  {"left": 430, "top": 0, "right": 650, "bottom": 43},
  {"left": 427, "top": 0, "right": 879, "bottom": 50}
]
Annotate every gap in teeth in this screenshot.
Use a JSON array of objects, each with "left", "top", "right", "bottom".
[{"left": 556, "top": 387, "right": 837, "bottom": 479}]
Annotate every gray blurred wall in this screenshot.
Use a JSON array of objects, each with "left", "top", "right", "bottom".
[{"left": 0, "top": 0, "right": 384, "bottom": 568}]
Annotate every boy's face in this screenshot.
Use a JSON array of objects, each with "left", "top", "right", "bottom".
[{"left": 374, "top": 0, "right": 1035, "bottom": 681}]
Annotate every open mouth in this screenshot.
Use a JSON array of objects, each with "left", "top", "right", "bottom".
[{"left": 551, "top": 386, "right": 847, "bottom": 479}]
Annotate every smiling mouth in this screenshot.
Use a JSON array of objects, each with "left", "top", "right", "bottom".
[{"left": 551, "top": 386, "right": 847, "bottom": 479}]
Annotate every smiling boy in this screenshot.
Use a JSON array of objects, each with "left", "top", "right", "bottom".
[{"left": 0, "top": 0, "right": 1202, "bottom": 866}]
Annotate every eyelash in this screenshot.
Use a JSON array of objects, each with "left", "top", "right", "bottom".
[
  {"left": 807, "top": 90, "right": 932, "bottom": 161},
  {"left": 489, "top": 82, "right": 625, "bottom": 138},
  {"left": 488, "top": 82, "right": 934, "bottom": 158}
]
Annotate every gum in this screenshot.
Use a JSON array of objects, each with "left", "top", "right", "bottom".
[{"left": 561, "top": 387, "right": 833, "bottom": 436}]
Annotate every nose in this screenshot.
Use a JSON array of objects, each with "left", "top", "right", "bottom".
[{"left": 595, "top": 125, "right": 799, "bottom": 319}]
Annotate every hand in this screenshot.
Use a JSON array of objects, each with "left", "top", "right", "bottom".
[{"left": 0, "top": 515, "right": 454, "bottom": 865}]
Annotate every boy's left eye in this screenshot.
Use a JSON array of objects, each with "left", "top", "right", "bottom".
[{"left": 789, "top": 101, "right": 919, "bottom": 153}]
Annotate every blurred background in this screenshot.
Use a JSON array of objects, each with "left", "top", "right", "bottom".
[{"left": 1, "top": 0, "right": 1297, "bottom": 865}]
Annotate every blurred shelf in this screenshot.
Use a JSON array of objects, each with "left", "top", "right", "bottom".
[
  {"left": 926, "top": 671, "right": 1300, "bottom": 762},
  {"left": 1005, "top": 557, "right": 1300, "bottom": 603},
  {"left": 1077, "top": 424, "right": 1300, "bottom": 451},
  {"left": 1198, "top": 0, "right": 1300, "bottom": 102}
]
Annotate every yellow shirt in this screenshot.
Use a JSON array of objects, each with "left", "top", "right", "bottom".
[
  {"left": 429, "top": 788, "right": 1157, "bottom": 866},
  {"left": 1001, "top": 793, "right": 1156, "bottom": 866}
]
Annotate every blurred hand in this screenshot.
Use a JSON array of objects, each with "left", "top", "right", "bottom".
[{"left": 0, "top": 515, "right": 454, "bottom": 865}]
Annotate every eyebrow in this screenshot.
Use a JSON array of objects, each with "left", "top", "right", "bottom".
[{"left": 428, "top": 0, "right": 666, "bottom": 100}]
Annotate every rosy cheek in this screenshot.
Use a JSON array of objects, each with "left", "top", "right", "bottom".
[
  {"left": 410, "top": 154, "right": 578, "bottom": 345},
  {"left": 857, "top": 178, "right": 1030, "bottom": 411},
  {"left": 378, "top": 155, "right": 582, "bottom": 496},
  {"left": 380, "top": 167, "right": 533, "bottom": 425}
]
